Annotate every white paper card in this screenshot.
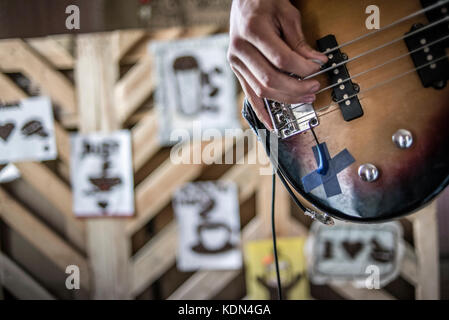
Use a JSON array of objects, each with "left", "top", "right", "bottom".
[
  {"left": 0, "top": 164, "right": 21, "bottom": 183},
  {"left": 173, "top": 181, "right": 242, "bottom": 271},
  {"left": 0, "top": 96, "right": 57, "bottom": 164},
  {"left": 151, "top": 34, "right": 241, "bottom": 145},
  {"left": 306, "top": 221, "right": 404, "bottom": 288},
  {"left": 70, "top": 130, "right": 135, "bottom": 217}
]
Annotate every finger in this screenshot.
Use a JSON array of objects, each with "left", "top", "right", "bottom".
[
  {"left": 241, "top": 18, "right": 321, "bottom": 77},
  {"left": 233, "top": 67, "right": 273, "bottom": 130},
  {"left": 231, "top": 38, "right": 321, "bottom": 97},
  {"left": 280, "top": 8, "right": 328, "bottom": 65},
  {"left": 230, "top": 55, "right": 317, "bottom": 105}
]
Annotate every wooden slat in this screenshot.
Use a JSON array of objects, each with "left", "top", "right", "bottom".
[
  {"left": 400, "top": 242, "right": 418, "bottom": 286},
  {"left": 257, "top": 173, "right": 291, "bottom": 237},
  {"left": 115, "top": 54, "right": 154, "bottom": 124},
  {"left": 122, "top": 25, "right": 220, "bottom": 63},
  {"left": 0, "top": 39, "right": 77, "bottom": 116},
  {"left": 0, "top": 72, "right": 27, "bottom": 101},
  {"left": 115, "top": 29, "right": 146, "bottom": 63},
  {"left": 14, "top": 162, "right": 85, "bottom": 252},
  {"left": 76, "top": 33, "right": 130, "bottom": 299},
  {"left": 27, "top": 37, "right": 74, "bottom": 70},
  {"left": 0, "top": 252, "right": 55, "bottom": 300},
  {"left": 413, "top": 201, "right": 440, "bottom": 299},
  {"left": 131, "top": 110, "right": 159, "bottom": 171},
  {"left": 131, "top": 221, "right": 178, "bottom": 297},
  {"left": 54, "top": 122, "right": 71, "bottom": 165},
  {"left": 0, "top": 188, "right": 89, "bottom": 290}
]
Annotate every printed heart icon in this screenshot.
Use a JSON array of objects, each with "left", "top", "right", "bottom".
[
  {"left": 0, "top": 122, "right": 15, "bottom": 142},
  {"left": 342, "top": 241, "right": 363, "bottom": 259}
]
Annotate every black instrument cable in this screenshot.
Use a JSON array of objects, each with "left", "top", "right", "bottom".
[{"left": 271, "top": 171, "right": 282, "bottom": 300}]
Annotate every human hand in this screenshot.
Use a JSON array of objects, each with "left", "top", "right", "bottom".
[{"left": 227, "top": 0, "right": 328, "bottom": 130}]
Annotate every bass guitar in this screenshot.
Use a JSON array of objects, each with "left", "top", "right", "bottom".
[{"left": 243, "top": 0, "right": 449, "bottom": 223}]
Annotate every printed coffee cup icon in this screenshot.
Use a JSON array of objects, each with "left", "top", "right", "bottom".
[
  {"left": 192, "top": 222, "right": 234, "bottom": 254},
  {"left": 173, "top": 55, "right": 202, "bottom": 117}
]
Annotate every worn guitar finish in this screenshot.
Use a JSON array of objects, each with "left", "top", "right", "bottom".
[{"left": 247, "top": 0, "right": 449, "bottom": 222}]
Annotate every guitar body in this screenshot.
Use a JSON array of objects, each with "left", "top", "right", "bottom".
[{"left": 246, "top": 0, "right": 449, "bottom": 222}]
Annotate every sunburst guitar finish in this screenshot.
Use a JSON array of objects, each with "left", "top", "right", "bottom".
[{"left": 246, "top": 0, "right": 449, "bottom": 222}]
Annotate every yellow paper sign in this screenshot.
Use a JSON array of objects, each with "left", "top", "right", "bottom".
[{"left": 244, "top": 237, "right": 309, "bottom": 300}]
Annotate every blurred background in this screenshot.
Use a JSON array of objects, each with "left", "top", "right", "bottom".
[{"left": 0, "top": 0, "right": 448, "bottom": 300}]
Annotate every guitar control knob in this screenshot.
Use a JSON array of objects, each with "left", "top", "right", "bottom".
[
  {"left": 392, "top": 129, "right": 413, "bottom": 149},
  {"left": 358, "top": 164, "right": 379, "bottom": 182}
]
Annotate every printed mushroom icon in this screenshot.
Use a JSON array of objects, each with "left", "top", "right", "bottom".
[{"left": 21, "top": 119, "right": 48, "bottom": 138}]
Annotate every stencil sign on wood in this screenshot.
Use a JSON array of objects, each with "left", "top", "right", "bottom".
[
  {"left": 173, "top": 181, "right": 242, "bottom": 271},
  {"left": 306, "top": 221, "right": 404, "bottom": 288},
  {"left": 70, "top": 130, "right": 135, "bottom": 217},
  {"left": 151, "top": 34, "right": 240, "bottom": 145},
  {"left": 0, "top": 96, "right": 57, "bottom": 164}
]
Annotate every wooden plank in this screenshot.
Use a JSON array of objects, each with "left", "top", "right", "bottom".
[
  {"left": 257, "top": 173, "right": 291, "bottom": 238},
  {"left": 76, "top": 32, "right": 130, "bottom": 299},
  {"left": 0, "top": 252, "right": 55, "bottom": 300},
  {"left": 115, "top": 29, "right": 146, "bottom": 62},
  {"left": 0, "top": 72, "right": 27, "bottom": 101},
  {"left": 0, "top": 188, "right": 90, "bottom": 290},
  {"left": 115, "top": 54, "right": 154, "bottom": 124},
  {"left": 400, "top": 242, "right": 418, "bottom": 286},
  {"left": 14, "top": 162, "right": 85, "bottom": 251},
  {"left": 27, "top": 37, "right": 74, "bottom": 70},
  {"left": 54, "top": 122, "right": 71, "bottom": 165},
  {"left": 0, "top": 39, "right": 77, "bottom": 116},
  {"left": 413, "top": 201, "right": 440, "bottom": 299},
  {"left": 131, "top": 221, "right": 178, "bottom": 297},
  {"left": 0, "top": 236, "right": 3, "bottom": 299},
  {"left": 131, "top": 110, "right": 159, "bottom": 171}
]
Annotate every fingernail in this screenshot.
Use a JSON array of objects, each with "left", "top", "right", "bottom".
[{"left": 311, "top": 59, "right": 324, "bottom": 66}]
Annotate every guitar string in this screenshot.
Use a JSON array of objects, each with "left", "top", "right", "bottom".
[
  {"left": 277, "top": 53, "right": 449, "bottom": 131},
  {"left": 284, "top": 32, "right": 449, "bottom": 119},
  {"left": 314, "top": 33, "right": 449, "bottom": 95},
  {"left": 303, "top": 15, "right": 449, "bottom": 81},
  {"left": 319, "top": 0, "right": 449, "bottom": 56}
]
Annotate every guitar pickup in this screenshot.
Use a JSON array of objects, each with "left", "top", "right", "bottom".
[
  {"left": 266, "top": 100, "right": 319, "bottom": 140},
  {"left": 404, "top": 0, "right": 449, "bottom": 89},
  {"left": 316, "top": 35, "right": 364, "bottom": 121}
]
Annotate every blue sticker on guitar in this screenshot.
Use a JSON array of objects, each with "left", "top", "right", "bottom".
[{"left": 301, "top": 143, "right": 355, "bottom": 198}]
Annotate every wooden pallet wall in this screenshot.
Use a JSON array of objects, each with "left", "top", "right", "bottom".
[{"left": 0, "top": 27, "right": 441, "bottom": 300}]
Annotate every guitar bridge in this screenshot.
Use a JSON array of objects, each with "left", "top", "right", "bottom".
[{"left": 266, "top": 100, "right": 319, "bottom": 139}]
